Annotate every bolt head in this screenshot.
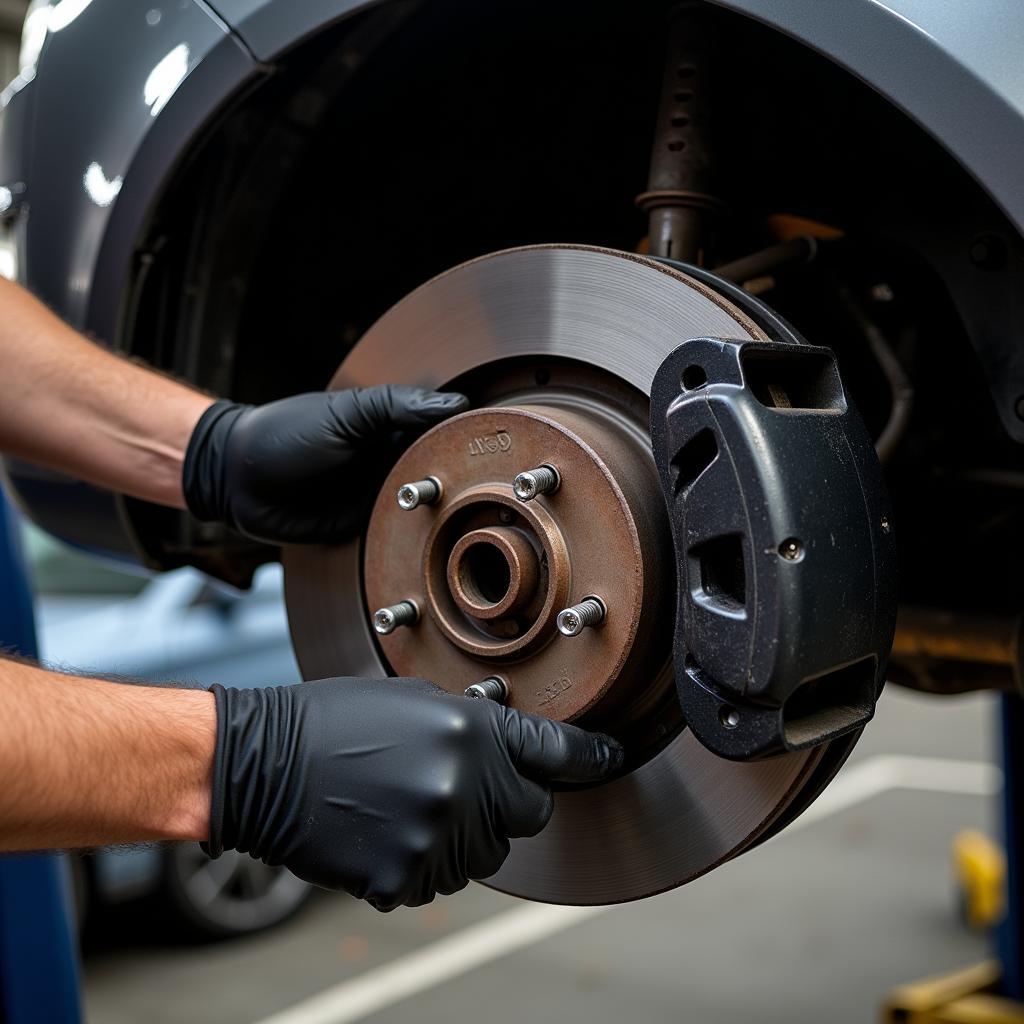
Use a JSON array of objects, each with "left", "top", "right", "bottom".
[
  {"left": 970, "top": 234, "right": 1008, "bottom": 271},
  {"left": 557, "top": 609, "right": 583, "bottom": 636},
  {"left": 513, "top": 473, "right": 538, "bottom": 501},
  {"left": 397, "top": 477, "right": 441, "bottom": 510},
  {"left": 464, "top": 677, "right": 509, "bottom": 703},
  {"left": 719, "top": 706, "right": 741, "bottom": 729},
  {"left": 373, "top": 609, "right": 397, "bottom": 635}
]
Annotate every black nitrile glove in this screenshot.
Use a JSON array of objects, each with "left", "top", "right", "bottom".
[
  {"left": 205, "top": 677, "right": 623, "bottom": 912},
  {"left": 183, "top": 386, "right": 469, "bottom": 545}
]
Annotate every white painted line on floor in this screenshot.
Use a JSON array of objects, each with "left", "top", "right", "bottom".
[
  {"left": 253, "top": 754, "right": 1002, "bottom": 1024},
  {"left": 253, "top": 903, "right": 605, "bottom": 1024},
  {"left": 788, "top": 754, "right": 1001, "bottom": 833}
]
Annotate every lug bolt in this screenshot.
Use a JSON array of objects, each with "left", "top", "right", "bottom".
[
  {"left": 464, "top": 676, "right": 510, "bottom": 704},
  {"left": 557, "top": 596, "right": 607, "bottom": 637},
  {"left": 397, "top": 477, "right": 442, "bottom": 511},
  {"left": 513, "top": 465, "right": 560, "bottom": 502},
  {"left": 373, "top": 600, "right": 419, "bottom": 635}
]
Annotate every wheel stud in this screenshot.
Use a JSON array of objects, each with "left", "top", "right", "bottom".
[
  {"left": 464, "top": 676, "right": 510, "bottom": 704},
  {"left": 397, "top": 477, "right": 442, "bottom": 510},
  {"left": 513, "top": 465, "right": 560, "bottom": 502},
  {"left": 373, "top": 600, "right": 419, "bottom": 635},
  {"left": 557, "top": 596, "right": 607, "bottom": 637}
]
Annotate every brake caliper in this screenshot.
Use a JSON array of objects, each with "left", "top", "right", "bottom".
[{"left": 650, "top": 336, "right": 898, "bottom": 760}]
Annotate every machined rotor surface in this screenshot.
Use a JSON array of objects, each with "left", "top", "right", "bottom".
[{"left": 284, "top": 245, "right": 835, "bottom": 905}]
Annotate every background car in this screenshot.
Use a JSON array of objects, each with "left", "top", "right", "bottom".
[{"left": 27, "top": 526, "right": 311, "bottom": 939}]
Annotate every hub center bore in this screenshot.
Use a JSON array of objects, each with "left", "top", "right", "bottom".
[
  {"left": 422, "top": 484, "right": 569, "bottom": 660},
  {"left": 448, "top": 527, "right": 539, "bottom": 620},
  {"left": 363, "top": 405, "right": 672, "bottom": 726}
]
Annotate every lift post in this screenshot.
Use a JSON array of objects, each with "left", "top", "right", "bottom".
[
  {"left": 882, "top": 696, "right": 1024, "bottom": 1023},
  {"left": 0, "top": 492, "right": 82, "bottom": 1023}
]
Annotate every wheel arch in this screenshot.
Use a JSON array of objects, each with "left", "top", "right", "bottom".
[
  {"left": 710, "top": 0, "right": 1024, "bottom": 237},
  {"left": 7, "top": 0, "right": 1024, "bottom": 571}
]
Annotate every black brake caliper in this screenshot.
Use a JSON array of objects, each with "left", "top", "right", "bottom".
[{"left": 650, "top": 335, "right": 897, "bottom": 761}]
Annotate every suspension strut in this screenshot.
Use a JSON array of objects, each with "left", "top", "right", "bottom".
[{"left": 637, "top": 2, "right": 723, "bottom": 265}]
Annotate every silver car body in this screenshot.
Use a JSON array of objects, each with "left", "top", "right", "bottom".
[{"left": 1, "top": 0, "right": 1023, "bottom": 556}]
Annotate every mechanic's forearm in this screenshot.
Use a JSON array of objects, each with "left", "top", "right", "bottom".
[
  {"left": 0, "top": 656, "right": 215, "bottom": 850},
  {"left": 0, "top": 276, "right": 214, "bottom": 508}
]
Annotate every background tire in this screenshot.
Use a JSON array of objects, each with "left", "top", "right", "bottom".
[{"left": 161, "top": 843, "right": 312, "bottom": 940}]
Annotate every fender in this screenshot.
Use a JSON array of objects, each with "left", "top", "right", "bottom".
[
  {"left": 90, "top": 0, "right": 1024, "bottom": 457},
  {"left": 201, "top": 0, "right": 1024, "bottom": 238},
  {"left": 0, "top": 0, "right": 385, "bottom": 558},
  {"left": 15, "top": 0, "right": 1024, "bottom": 347},
  {"left": 0, "top": 0, "right": 257, "bottom": 555},
  {"left": 710, "top": 0, "right": 1024, "bottom": 443},
  {"left": 4, "top": 0, "right": 1024, "bottom": 556},
  {"left": 13, "top": 2, "right": 253, "bottom": 337},
  {"left": 205, "top": 0, "right": 388, "bottom": 63},
  {"left": 711, "top": 0, "right": 1024, "bottom": 238}
]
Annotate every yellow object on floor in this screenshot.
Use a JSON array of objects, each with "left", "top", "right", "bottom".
[
  {"left": 883, "top": 962, "right": 1024, "bottom": 1023},
  {"left": 955, "top": 830, "right": 1007, "bottom": 931}
]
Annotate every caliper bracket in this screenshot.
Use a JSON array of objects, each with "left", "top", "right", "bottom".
[{"left": 650, "top": 335, "right": 898, "bottom": 760}]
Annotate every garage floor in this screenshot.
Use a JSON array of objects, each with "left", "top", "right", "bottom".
[{"left": 82, "top": 686, "right": 1000, "bottom": 1024}]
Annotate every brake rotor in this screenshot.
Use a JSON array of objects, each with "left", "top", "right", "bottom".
[{"left": 284, "top": 244, "right": 838, "bottom": 905}]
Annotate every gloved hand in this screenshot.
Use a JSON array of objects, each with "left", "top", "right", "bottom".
[
  {"left": 183, "top": 386, "right": 468, "bottom": 545},
  {"left": 205, "top": 677, "right": 623, "bottom": 912}
]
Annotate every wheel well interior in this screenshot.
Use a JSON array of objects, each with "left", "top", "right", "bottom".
[{"left": 123, "top": 0, "right": 1024, "bottom": 622}]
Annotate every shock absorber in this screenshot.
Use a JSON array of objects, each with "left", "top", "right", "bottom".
[{"left": 636, "top": 2, "right": 723, "bottom": 265}]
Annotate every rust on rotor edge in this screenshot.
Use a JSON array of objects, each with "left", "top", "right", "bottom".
[{"left": 362, "top": 405, "right": 670, "bottom": 726}]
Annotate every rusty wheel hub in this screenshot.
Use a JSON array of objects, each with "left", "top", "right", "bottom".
[
  {"left": 365, "top": 405, "right": 671, "bottom": 727},
  {"left": 284, "top": 245, "right": 849, "bottom": 905}
]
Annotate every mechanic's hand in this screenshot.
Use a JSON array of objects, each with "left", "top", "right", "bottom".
[
  {"left": 204, "top": 677, "right": 623, "bottom": 912},
  {"left": 183, "top": 386, "right": 469, "bottom": 544}
]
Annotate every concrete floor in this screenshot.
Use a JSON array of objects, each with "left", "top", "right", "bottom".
[{"left": 82, "top": 685, "right": 999, "bottom": 1024}]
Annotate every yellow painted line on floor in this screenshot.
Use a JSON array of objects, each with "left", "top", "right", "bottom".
[{"left": 253, "top": 755, "right": 1001, "bottom": 1024}]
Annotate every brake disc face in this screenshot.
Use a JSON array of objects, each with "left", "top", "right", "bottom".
[{"left": 283, "top": 245, "right": 833, "bottom": 905}]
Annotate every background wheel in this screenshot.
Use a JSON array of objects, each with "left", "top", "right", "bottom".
[{"left": 161, "top": 844, "right": 312, "bottom": 940}]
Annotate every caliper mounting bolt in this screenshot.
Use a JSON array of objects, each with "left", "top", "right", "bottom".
[
  {"left": 464, "top": 676, "right": 510, "bottom": 704},
  {"left": 397, "top": 477, "right": 442, "bottom": 511},
  {"left": 557, "top": 596, "right": 607, "bottom": 637},
  {"left": 373, "top": 600, "right": 419, "bottom": 635},
  {"left": 513, "top": 464, "right": 560, "bottom": 502}
]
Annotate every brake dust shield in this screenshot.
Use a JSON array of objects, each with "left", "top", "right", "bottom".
[{"left": 283, "top": 245, "right": 843, "bottom": 906}]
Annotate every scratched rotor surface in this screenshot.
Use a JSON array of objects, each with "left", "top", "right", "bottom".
[{"left": 284, "top": 245, "right": 837, "bottom": 905}]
